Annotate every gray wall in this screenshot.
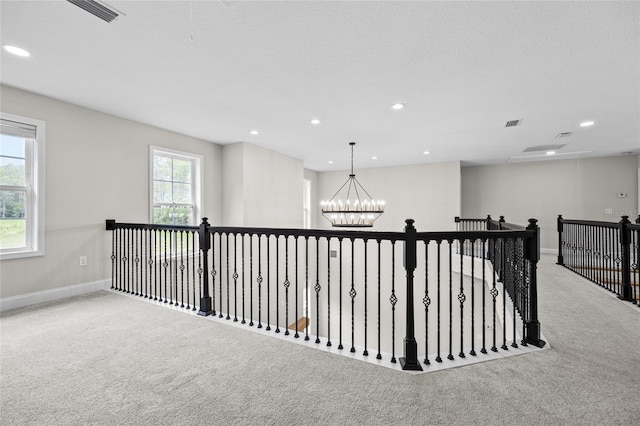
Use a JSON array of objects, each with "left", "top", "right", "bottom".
[
  {"left": 462, "top": 156, "right": 639, "bottom": 250},
  {"left": 0, "top": 85, "right": 223, "bottom": 298}
]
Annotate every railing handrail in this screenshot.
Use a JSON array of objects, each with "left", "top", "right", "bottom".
[
  {"left": 106, "top": 215, "right": 545, "bottom": 371},
  {"left": 557, "top": 217, "right": 621, "bottom": 229}
]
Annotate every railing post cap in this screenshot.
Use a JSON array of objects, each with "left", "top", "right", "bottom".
[
  {"left": 499, "top": 216, "right": 505, "bottom": 222},
  {"left": 557, "top": 214, "right": 563, "bottom": 219},
  {"left": 405, "top": 218, "right": 415, "bottom": 226},
  {"left": 620, "top": 215, "right": 630, "bottom": 223},
  {"left": 201, "top": 217, "right": 209, "bottom": 224},
  {"left": 528, "top": 218, "right": 538, "bottom": 227}
]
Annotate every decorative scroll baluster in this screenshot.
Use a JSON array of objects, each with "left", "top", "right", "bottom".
[
  {"left": 349, "top": 238, "right": 356, "bottom": 353},
  {"left": 134, "top": 228, "right": 139, "bottom": 296},
  {"left": 490, "top": 240, "right": 498, "bottom": 352},
  {"left": 180, "top": 231, "right": 185, "bottom": 307},
  {"left": 390, "top": 241, "right": 397, "bottom": 363},
  {"left": 242, "top": 234, "right": 246, "bottom": 324},
  {"left": 284, "top": 236, "right": 290, "bottom": 336},
  {"left": 511, "top": 239, "right": 518, "bottom": 348},
  {"left": 458, "top": 239, "right": 466, "bottom": 358},
  {"left": 315, "top": 237, "right": 321, "bottom": 344},
  {"left": 447, "top": 240, "right": 454, "bottom": 361},
  {"left": 162, "top": 230, "right": 168, "bottom": 303},
  {"left": 226, "top": 232, "right": 230, "bottom": 320},
  {"left": 501, "top": 238, "right": 508, "bottom": 351},
  {"left": 257, "top": 235, "right": 263, "bottom": 328},
  {"left": 210, "top": 232, "right": 216, "bottom": 315},
  {"left": 250, "top": 234, "right": 254, "bottom": 326},
  {"left": 423, "top": 240, "right": 430, "bottom": 365},
  {"left": 233, "top": 234, "right": 238, "bottom": 322}
]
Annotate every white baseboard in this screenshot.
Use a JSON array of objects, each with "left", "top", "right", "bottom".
[{"left": 0, "top": 279, "right": 110, "bottom": 312}]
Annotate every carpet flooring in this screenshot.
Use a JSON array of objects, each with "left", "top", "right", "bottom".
[{"left": 1, "top": 255, "right": 639, "bottom": 425}]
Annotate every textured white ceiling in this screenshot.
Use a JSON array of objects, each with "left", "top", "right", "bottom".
[{"left": 1, "top": 0, "right": 638, "bottom": 171}]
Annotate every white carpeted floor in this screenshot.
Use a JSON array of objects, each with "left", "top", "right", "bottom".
[{"left": 1, "top": 255, "right": 639, "bottom": 425}]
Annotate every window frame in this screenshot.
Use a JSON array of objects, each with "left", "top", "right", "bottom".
[
  {"left": 0, "top": 112, "right": 46, "bottom": 260},
  {"left": 149, "top": 146, "right": 203, "bottom": 226}
]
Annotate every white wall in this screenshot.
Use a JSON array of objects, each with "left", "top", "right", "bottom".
[
  {"left": 304, "top": 169, "right": 319, "bottom": 229},
  {"left": 222, "top": 143, "right": 303, "bottom": 228},
  {"left": 462, "top": 155, "right": 639, "bottom": 250},
  {"left": 0, "top": 85, "right": 223, "bottom": 299},
  {"left": 317, "top": 161, "right": 462, "bottom": 232}
]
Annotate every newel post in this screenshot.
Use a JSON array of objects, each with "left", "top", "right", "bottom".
[
  {"left": 401, "top": 219, "right": 423, "bottom": 371},
  {"left": 557, "top": 215, "right": 564, "bottom": 266},
  {"left": 618, "top": 216, "right": 632, "bottom": 302},
  {"left": 198, "top": 217, "right": 213, "bottom": 316},
  {"left": 524, "top": 219, "right": 545, "bottom": 348}
]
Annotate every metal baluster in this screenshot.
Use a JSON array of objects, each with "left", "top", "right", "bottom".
[
  {"left": 315, "top": 237, "right": 320, "bottom": 344},
  {"left": 350, "top": 238, "right": 356, "bottom": 353},
  {"left": 363, "top": 239, "right": 368, "bottom": 356},
  {"left": 126, "top": 228, "right": 131, "bottom": 293},
  {"left": 470, "top": 239, "right": 476, "bottom": 356},
  {"left": 338, "top": 237, "right": 343, "bottom": 350},
  {"left": 423, "top": 240, "right": 431, "bottom": 365},
  {"left": 226, "top": 232, "right": 231, "bottom": 320},
  {"left": 197, "top": 237, "right": 202, "bottom": 307},
  {"left": 180, "top": 231, "right": 185, "bottom": 307},
  {"left": 304, "top": 237, "right": 309, "bottom": 341},
  {"left": 186, "top": 231, "right": 192, "bottom": 310},
  {"left": 284, "top": 236, "right": 290, "bottom": 336},
  {"left": 250, "top": 234, "right": 254, "bottom": 326},
  {"left": 447, "top": 240, "right": 454, "bottom": 361},
  {"left": 154, "top": 230, "right": 159, "bottom": 301},
  {"left": 326, "top": 237, "right": 331, "bottom": 346},
  {"left": 211, "top": 232, "right": 216, "bottom": 315},
  {"left": 258, "top": 235, "right": 263, "bottom": 328},
  {"left": 242, "top": 234, "right": 246, "bottom": 324},
  {"left": 436, "top": 240, "right": 442, "bottom": 363},
  {"left": 110, "top": 227, "right": 116, "bottom": 290},
  {"left": 511, "top": 239, "right": 518, "bottom": 348},
  {"left": 219, "top": 232, "right": 223, "bottom": 318},
  {"left": 376, "top": 239, "right": 381, "bottom": 359},
  {"left": 233, "top": 234, "right": 238, "bottom": 322},
  {"left": 275, "top": 236, "right": 279, "bottom": 332},
  {"left": 390, "top": 240, "right": 397, "bottom": 363},
  {"left": 295, "top": 236, "right": 299, "bottom": 338},
  {"left": 134, "top": 228, "right": 139, "bottom": 296},
  {"left": 481, "top": 239, "right": 487, "bottom": 354},
  {"left": 501, "top": 238, "right": 508, "bottom": 351},
  {"left": 458, "top": 239, "right": 466, "bottom": 358},
  {"left": 266, "top": 235, "right": 271, "bottom": 330},
  {"left": 162, "top": 230, "right": 168, "bottom": 303},
  {"left": 491, "top": 239, "right": 498, "bottom": 352}
]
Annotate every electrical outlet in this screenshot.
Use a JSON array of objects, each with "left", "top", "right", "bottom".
[{"left": 79, "top": 256, "right": 88, "bottom": 267}]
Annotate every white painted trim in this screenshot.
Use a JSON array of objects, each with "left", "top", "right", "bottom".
[
  {"left": 0, "top": 279, "right": 110, "bottom": 312},
  {"left": 540, "top": 248, "right": 557, "bottom": 255}
]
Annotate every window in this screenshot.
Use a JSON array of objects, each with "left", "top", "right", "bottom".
[
  {"left": 0, "top": 113, "right": 46, "bottom": 260},
  {"left": 150, "top": 146, "right": 202, "bottom": 225}
]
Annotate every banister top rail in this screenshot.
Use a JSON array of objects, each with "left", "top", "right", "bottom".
[{"left": 558, "top": 217, "right": 620, "bottom": 229}]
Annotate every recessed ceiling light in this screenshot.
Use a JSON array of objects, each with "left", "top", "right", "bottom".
[
  {"left": 2, "top": 45, "right": 30, "bottom": 57},
  {"left": 546, "top": 151, "right": 556, "bottom": 155},
  {"left": 328, "top": 160, "right": 333, "bottom": 164},
  {"left": 423, "top": 151, "right": 430, "bottom": 155},
  {"left": 372, "top": 156, "right": 378, "bottom": 160},
  {"left": 310, "top": 119, "right": 321, "bottom": 125},
  {"left": 391, "top": 103, "right": 405, "bottom": 110},
  {"left": 249, "top": 130, "right": 259, "bottom": 135},
  {"left": 580, "top": 121, "right": 595, "bottom": 127}
]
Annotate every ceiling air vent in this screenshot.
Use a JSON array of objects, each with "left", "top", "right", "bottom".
[
  {"left": 556, "top": 132, "right": 572, "bottom": 139},
  {"left": 504, "top": 119, "right": 522, "bottom": 128},
  {"left": 523, "top": 144, "right": 565, "bottom": 153},
  {"left": 67, "top": 0, "right": 119, "bottom": 23}
]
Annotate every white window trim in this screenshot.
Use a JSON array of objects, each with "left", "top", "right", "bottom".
[
  {"left": 0, "top": 112, "right": 46, "bottom": 260},
  {"left": 149, "top": 145, "right": 203, "bottom": 226}
]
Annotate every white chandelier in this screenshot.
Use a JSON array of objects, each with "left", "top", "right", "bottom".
[{"left": 321, "top": 142, "right": 385, "bottom": 228}]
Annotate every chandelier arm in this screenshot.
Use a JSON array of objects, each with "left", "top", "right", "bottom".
[
  {"left": 328, "top": 176, "right": 353, "bottom": 201},
  {"left": 353, "top": 176, "right": 376, "bottom": 201}
]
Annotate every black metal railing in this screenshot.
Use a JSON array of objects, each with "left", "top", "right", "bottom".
[
  {"left": 557, "top": 215, "right": 640, "bottom": 305},
  {"left": 106, "top": 216, "right": 545, "bottom": 371}
]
